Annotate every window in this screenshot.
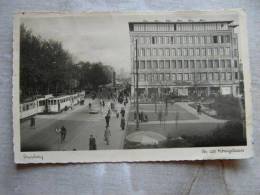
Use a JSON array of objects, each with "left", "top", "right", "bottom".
[
  {"left": 227, "top": 72, "right": 232, "bottom": 80},
  {"left": 201, "top": 36, "right": 205, "bottom": 44},
  {"left": 202, "top": 60, "right": 207, "bottom": 68},
  {"left": 221, "top": 72, "right": 226, "bottom": 80},
  {"left": 146, "top": 48, "right": 151, "bottom": 56},
  {"left": 165, "top": 74, "right": 170, "bottom": 81},
  {"left": 171, "top": 60, "right": 176, "bottom": 69},
  {"left": 189, "top": 73, "right": 194, "bottom": 80},
  {"left": 140, "top": 48, "right": 145, "bottom": 56},
  {"left": 153, "top": 60, "right": 158, "bottom": 69},
  {"left": 226, "top": 60, "right": 231, "bottom": 68},
  {"left": 159, "top": 73, "right": 164, "bottom": 81},
  {"left": 219, "top": 48, "right": 224, "bottom": 55},
  {"left": 165, "top": 48, "right": 170, "bottom": 56},
  {"left": 234, "top": 49, "right": 238, "bottom": 57},
  {"left": 189, "top": 48, "right": 194, "bottom": 56},
  {"left": 170, "top": 36, "right": 174, "bottom": 44},
  {"left": 208, "top": 60, "right": 213, "bottom": 68},
  {"left": 225, "top": 47, "right": 230, "bottom": 55},
  {"left": 190, "top": 60, "right": 195, "bottom": 68},
  {"left": 201, "top": 73, "right": 207, "bottom": 80},
  {"left": 158, "top": 48, "right": 163, "bottom": 56},
  {"left": 213, "top": 36, "right": 218, "bottom": 43},
  {"left": 214, "top": 72, "right": 219, "bottom": 80},
  {"left": 177, "top": 73, "right": 183, "bottom": 80},
  {"left": 176, "top": 36, "right": 180, "bottom": 44},
  {"left": 153, "top": 74, "right": 158, "bottom": 81},
  {"left": 225, "top": 35, "right": 231, "bottom": 43},
  {"left": 160, "top": 36, "right": 165, "bottom": 44},
  {"left": 189, "top": 36, "right": 193, "bottom": 44},
  {"left": 194, "top": 36, "right": 199, "bottom": 44},
  {"left": 234, "top": 60, "right": 238, "bottom": 68},
  {"left": 159, "top": 60, "right": 164, "bottom": 69},
  {"left": 184, "top": 73, "right": 189, "bottom": 80},
  {"left": 140, "top": 61, "right": 145, "bottom": 69},
  {"left": 165, "top": 60, "right": 170, "bottom": 69},
  {"left": 177, "top": 48, "right": 182, "bottom": 56},
  {"left": 213, "top": 48, "right": 218, "bottom": 55},
  {"left": 196, "top": 60, "right": 201, "bottom": 68},
  {"left": 208, "top": 72, "right": 213, "bottom": 80},
  {"left": 177, "top": 60, "right": 182, "bottom": 69},
  {"left": 220, "top": 60, "right": 225, "bottom": 68},
  {"left": 221, "top": 35, "right": 224, "bottom": 43},
  {"left": 195, "top": 48, "right": 200, "bottom": 56},
  {"left": 146, "top": 37, "right": 150, "bottom": 44},
  {"left": 184, "top": 60, "right": 189, "bottom": 68},
  {"left": 147, "top": 74, "right": 153, "bottom": 81},
  {"left": 172, "top": 73, "right": 176, "bottom": 80},
  {"left": 235, "top": 72, "right": 238, "bottom": 80},
  {"left": 146, "top": 61, "right": 152, "bottom": 69},
  {"left": 207, "top": 36, "right": 211, "bottom": 43},
  {"left": 152, "top": 36, "right": 156, "bottom": 44},
  {"left": 214, "top": 60, "right": 219, "bottom": 68},
  {"left": 171, "top": 48, "right": 176, "bottom": 56},
  {"left": 152, "top": 48, "right": 157, "bottom": 56},
  {"left": 201, "top": 48, "right": 206, "bottom": 56},
  {"left": 140, "top": 74, "right": 145, "bottom": 81},
  {"left": 174, "top": 24, "right": 177, "bottom": 31},
  {"left": 183, "top": 48, "right": 188, "bottom": 56},
  {"left": 208, "top": 48, "right": 212, "bottom": 56}
]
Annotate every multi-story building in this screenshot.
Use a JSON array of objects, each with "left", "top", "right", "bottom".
[{"left": 128, "top": 20, "right": 241, "bottom": 98}]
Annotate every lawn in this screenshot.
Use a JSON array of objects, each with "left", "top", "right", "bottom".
[{"left": 128, "top": 103, "right": 198, "bottom": 121}]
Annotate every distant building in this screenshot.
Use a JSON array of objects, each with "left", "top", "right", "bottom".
[{"left": 129, "top": 20, "right": 241, "bottom": 97}]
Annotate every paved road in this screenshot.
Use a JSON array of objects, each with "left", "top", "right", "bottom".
[{"left": 21, "top": 98, "right": 130, "bottom": 151}]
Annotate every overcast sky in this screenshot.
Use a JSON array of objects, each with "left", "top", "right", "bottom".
[{"left": 21, "top": 11, "right": 240, "bottom": 74}]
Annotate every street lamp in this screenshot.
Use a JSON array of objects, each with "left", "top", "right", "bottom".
[{"left": 135, "top": 39, "right": 140, "bottom": 130}]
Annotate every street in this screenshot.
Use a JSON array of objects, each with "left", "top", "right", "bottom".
[{"left": 21, "top": 98, "right": 130, "bottom": 151}]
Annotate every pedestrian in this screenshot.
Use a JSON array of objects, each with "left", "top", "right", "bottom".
[
  {"left": 105, "top": 113, "right": 110, "bottom": 128},
  {"left": 102, "top": 100, "right": 105, "bottom": 108},
  {"left": 116, "top": 111, "right": 119, "bottom": 119},
  {"left": 30, "top": 117, "right": 36, "bottom": 128},
  {"left": 158, "top": 110, "right": 163, "bottom": 124},
  {"left": 197, "top": 103, "right": 201, "bottom": 115},
  {"left": 89, "top": 134, "right": 96, "bottom": 150},
  {"left": 104, "top": 126, "right": 111, "bottom": 145},
  {"left": 60, "top": 126, "right": 67, "bottom": 143},
  {"left": 88, "top": 102, "right": 92, "bottom": 109},
  {"left": 140, "top": 111, "right": 144, "bottom": 122},
  {"left": 120, "top": 107, "right": 125, "bottom": 117},
  {"left": 120, "top": 116, "right": 126, "bottom": 130}
]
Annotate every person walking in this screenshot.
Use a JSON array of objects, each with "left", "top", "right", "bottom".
[
  {"left": 104, "top": 126, "right": 111, "bottom": 145},
  {"left": 120, "top": 107, "right": 125, "bottom": 117},
  {"left": 30, "top": 117, "right": 36, "bottom": 128},
  {"left": 88, "top": 102, "right": 92, "bottom": 110},
  {"left": 197, "top": 103, "right": 201, "bottom": 115},
  {"left": 89, "top": 134, "right": 96, "bottom": 150},
  {"left": 120, "top": 116, "right": 126, "bottom": 130},
  {"left": 105, "top": 113, "right": 110, "bottom": 128},
  {"left": 60, "top": 126, "right": 67, "bottom": 143}
]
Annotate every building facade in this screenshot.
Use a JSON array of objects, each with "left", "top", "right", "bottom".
[{"left": 128, "top": 20, "right": 241, "bottom": 98}]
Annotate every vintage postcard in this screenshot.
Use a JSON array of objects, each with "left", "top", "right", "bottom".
[{"left": 13, "top": 10, "right": 253, "bottom": 163}]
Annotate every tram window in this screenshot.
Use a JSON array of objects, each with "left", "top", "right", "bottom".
[{"left": 53, "top": 100, "right": 56, "bottom": 105}]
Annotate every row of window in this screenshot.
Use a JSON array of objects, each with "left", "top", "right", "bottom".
[
  {"left": 133, "top": 23, "right": 229, "bottom": 32},
  {"left": 138, "top": 72, "right": 239, "bottom": 82},
  {"left": 136, "top": 47, "right": 237, "bottom": 57},
  {"left": 133, "top": 35, "right": 233, "bottom": 45},
  {"left": 135, "top": 59, "right": 238, "bottom": 69}
]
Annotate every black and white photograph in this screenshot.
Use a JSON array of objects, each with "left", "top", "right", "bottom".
[{"left": 13, "top": 10, "right": 253, "bottom": 163}]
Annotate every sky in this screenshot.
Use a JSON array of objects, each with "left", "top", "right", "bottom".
[{"left": 20, "top": 11, "right": 241, "bottom": 75}]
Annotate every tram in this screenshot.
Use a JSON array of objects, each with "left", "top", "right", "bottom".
[{"left": 20, "top": 91, "right": 85, "bottom": 119}]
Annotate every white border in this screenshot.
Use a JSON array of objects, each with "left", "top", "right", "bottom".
[{"left": 13, "top": 9, "right": 254, "bottom": 164}]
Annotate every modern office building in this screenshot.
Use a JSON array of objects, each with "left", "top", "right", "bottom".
[{"left": 128, "top": 20, "right": 241, "bottom": 98}]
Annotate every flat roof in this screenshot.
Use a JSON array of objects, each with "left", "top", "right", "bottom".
[{"left": 129, "top": 20, "right": 233, "bottom": 25}]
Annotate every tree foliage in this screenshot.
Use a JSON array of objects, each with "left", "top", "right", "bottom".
[{"left": 20, "top": 24, "right": 113, "bottom": 100}]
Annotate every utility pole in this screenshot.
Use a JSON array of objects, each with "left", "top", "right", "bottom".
[{"left": 135, "top": 39, "right": 140, "bottom": 130}]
